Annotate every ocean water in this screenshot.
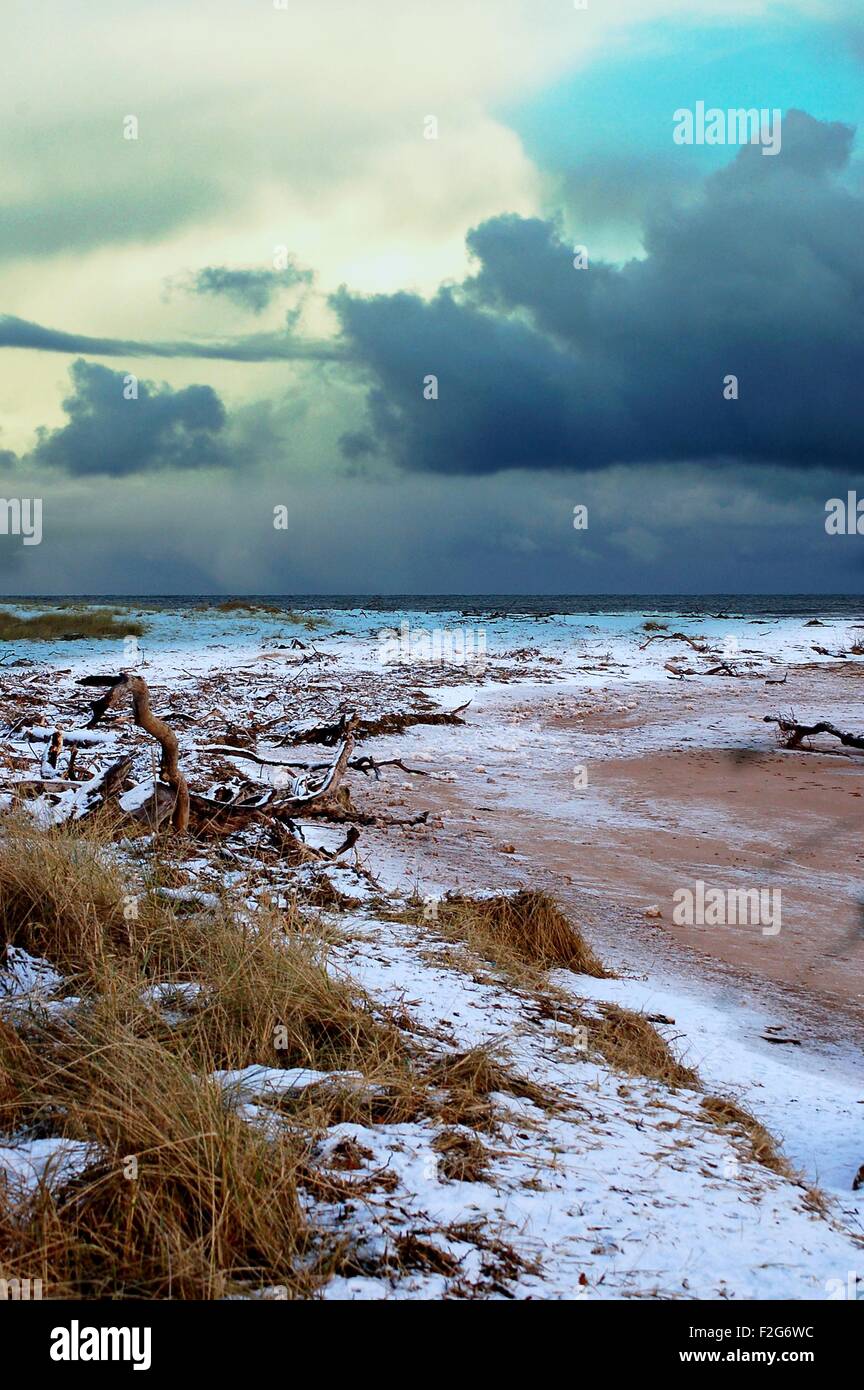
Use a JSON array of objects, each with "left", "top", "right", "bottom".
[{"left": 7, "top": 594, "right": 864, "bottom": 618}]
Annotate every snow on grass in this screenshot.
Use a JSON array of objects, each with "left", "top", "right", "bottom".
[
  {"left": 0, "top": 1138, "right": 97, "bottom": 1201},
  {"left": 312, "top": 908, "right": 863, "bottom": 1300}
]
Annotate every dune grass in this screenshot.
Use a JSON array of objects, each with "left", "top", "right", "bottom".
[
  {"left": 700, "top": 1094, "right": 791, "bottom": 1177},
  {"left": 214, "top": 600, "right": 326, "bottom": 631},
  {"left": 0, "top": 1013, "right": 312, "bottom": 1299},
  {"left": 0, "top": 819, "right": 415, "bottom": 1297},
  {"left": 426, "top": 889, "right": 612, "bottom": 979},
  {"left": 0, "top": 818, "right": 143, "bottom": 981},
  {"left": 591, "top": 1003, "right": 699, "bottom": 1089},
  {"left": 0, "top": 609, "right": 145, "bottom": 641},
  {"left": 215, "top": 599, "right": 281, "bottom": 614}
]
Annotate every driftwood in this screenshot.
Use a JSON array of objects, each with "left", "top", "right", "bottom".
[
  {"left": 278, "top": 702, "right": 470, "bottom": 747},
  {"left": 4, "top": 670, "right": 432, "bottom": 852},
  {"left": 640, "top": 632, "right": 709, "bottom": 654},
  {"left": 129, "top": 781, "right": 179, "bottom": 831},
  {"left": 764, "top": 715, "right": 864, "bottom": 752},
  {"left": 277, "top": 783, "right": 429, "bottom": 829},
  {"left": 268, "top": 822, "right": 360, "bottom": 865},
  {"left": 79, "top": 674, "right": 190, "bottom": 833},
  {"left": 92, "top": 755, "right": 134, "bottom": 808},
  {"left": 46, "top": 728, "right": 63, "bottom": 769},
  {"left": 19, "top": 727, "right": 116, "bottom": 747},
  {"left": 179, "top": 737, "right": 356, "bottom": 837},
  {"left": 205, "top": 744, "right": 429, "bottom": 780}
]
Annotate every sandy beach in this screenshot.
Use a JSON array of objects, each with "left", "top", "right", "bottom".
[
  {"left": 367, "top": 665, "right": 864, "bottom": 1025},
  {"left": 2, "top": 598, "right": 863, "bottom": 1300}
]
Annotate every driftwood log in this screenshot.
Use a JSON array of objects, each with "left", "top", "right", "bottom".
[
  {"left": 640, "top": 632, "right": 709, "bottom": 654},
  {"left": 80, "top": 674, "right": 190, "bottom": 832}
]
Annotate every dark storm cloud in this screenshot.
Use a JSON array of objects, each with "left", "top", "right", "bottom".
[
  {"left": 0, "top": 314, "right": 349, "bottom": 362},
  {"left": 338, "top": 430, "right": 378, "bottom": 460},
  {"left": 185, "top": 262, "right": 311, "bottom": 315},
  {"left": 333, "top": 111, "right": 863, "bottom": 475},
  {"left": 30, "top": 359, "right": 230, "bottom": 476}
]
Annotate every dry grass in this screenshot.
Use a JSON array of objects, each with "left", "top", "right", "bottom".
[
  {"left": 163, "top": 907, "right": 403, "bottom": 1075},
  {"left": 0, "top": 822, "right": 383, "bottom": 1083},
  {"left": 421, "top": 1043, "right": 559, "bottom": 1133},
  {"left": 700, "top": 1095, "right": 791, "bottom": 1176},
  {"left": 0, "top": 609, "right": 144, "bottom": 641},
  {"left": 0, "top": 819, "right": 144, "bottom": 981},
  {"left": 0, "top": 1011, "right": 312, "bottom": 1299},
  {"left": 426, "top": 1044, "right": 557, "bottom": 1121},
  {"left": 0, "top": 819, "right": 419, "bottom": 1297},
  {"left": 215, "top": 599, "right": 280, "bottom": 614},
  {"left": 432, "top": 1129, "right": 489, "bottom": 1183},
  {"left": 428, "top": 890, "right": 611, "bottom": 979},
  {"left": 0, "top": 820, "right": 805, "bottom": 1297},
  {"left": 0, "top": 1017, "right": 32, "bottom": 1131},
  {"left": 0, "top": 948, "right": 414, "bottom": 1296},
  {"left": 590, "top": 1003, "right": 699, "bottom": 1090},
  {"left": 214, "top": 601, "right": 326, "bottom": 631}
]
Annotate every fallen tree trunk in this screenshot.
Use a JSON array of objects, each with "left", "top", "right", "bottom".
[
  {"left": 763, "top": 715, "right": 864, "bottom": 751},
  {"left": 79, "top": 674, "right": 190, "bottom": 832}
]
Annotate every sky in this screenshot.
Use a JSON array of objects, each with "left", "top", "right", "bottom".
[{"left": 1, "top": 0, "right": 863, "bottom": 595}]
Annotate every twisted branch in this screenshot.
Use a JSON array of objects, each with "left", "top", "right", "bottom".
[{"left": 79, "top": 674, "right": 190, "bottom": 832}]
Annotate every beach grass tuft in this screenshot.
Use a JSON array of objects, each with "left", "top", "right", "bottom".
[{"left": 0, "top": 609, "right": 144, "bottom": 641}]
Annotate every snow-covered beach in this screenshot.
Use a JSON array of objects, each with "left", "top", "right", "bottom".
[{"left": 1, "top": 597, "right": 862, "bottom": 1300}]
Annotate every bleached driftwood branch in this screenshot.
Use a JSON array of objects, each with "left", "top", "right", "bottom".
[{"left": 80, "top": 673, "right": 190, "bottom": 832}]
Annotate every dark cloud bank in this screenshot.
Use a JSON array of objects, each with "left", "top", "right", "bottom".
[
  {"left": 334, "top": 111, "right": 862, "bottom": 474},
  {"left": 31, "top": 360, "right": 230, "bottom": 476}
]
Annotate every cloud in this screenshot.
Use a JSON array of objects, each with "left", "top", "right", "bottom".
[
  {"left": 334, "top": 111, "right": 863, "bottom": 474},
  {"left": 0, "top": 314, "right": 348, "bottom": 363},
  {"left": 338, "top": 430, "right": 378, "bottom": 461},
  {"left": 0, "top": 167, "right": 224, "bottom": 263},
  {"left": 182, "top": 262, "right": 311, "bottom": 315},
  {"left": 29, "top": 359, "right": 230, "bottom": 476}
]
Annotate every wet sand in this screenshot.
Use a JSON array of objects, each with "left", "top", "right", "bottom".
[{"left": 363, "top": 661, "right": 864, "bottom": 1035}]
